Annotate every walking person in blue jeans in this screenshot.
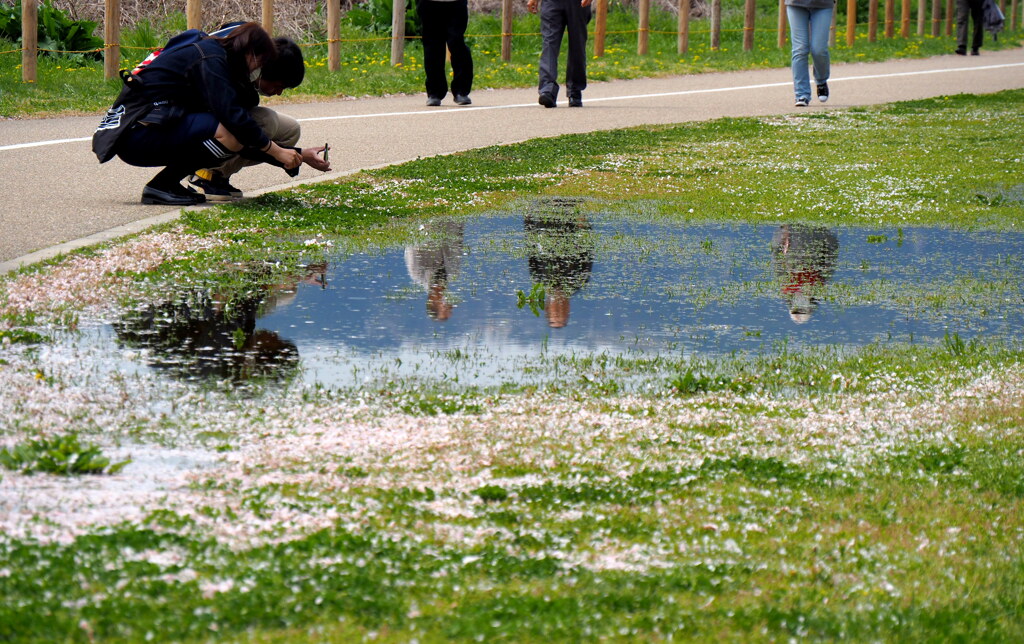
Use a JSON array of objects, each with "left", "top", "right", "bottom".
[{"left": 785, "top": 0, "right": 834, "bottom": 107}]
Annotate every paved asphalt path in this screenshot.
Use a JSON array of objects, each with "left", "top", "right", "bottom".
[{"left": 2, "top": 47, "right": 1023, "bottom": 272}]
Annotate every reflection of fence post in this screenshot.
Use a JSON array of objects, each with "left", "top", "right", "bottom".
[
  {"left": 22, "top": 0, "right": 37, "bottom": 82},
  {"left": 884, "top": 0, "right": 894, "bottom": 37},
  {"left": 710, "top": 0, "right": 721, "bottom": 50},
  {"left": 391, "top": 0, "right": 406, "bottom": 66},
  {"left": 104, "top": 0, "right": 120, "bottom": 80},
  {"left": 328, "top": 0, "right": 340, "bottom": 71},
  {"left": 777, "top": 0, "right": 786, "bottom": 48},
  {"left": 263, "top": 0, "right": 274, "bottom": 35},
  {"left": 187, "top": 0, "right": 202, "bottom": 30},
  {"left": 868, "top": 0, "right": 878, "bottom": 40},
  {"left": 501, "top": 0, "right": 513, "bottom": 61},
  {"left": 596, "top": 0, "right": 608, "bottom": 56},
  {"left": 901, "top": 0, "right": 910, "bottom": 35},
  {"left": 846, "top": 0, "right": 856, "bottom": 46},
  {"left": 679, "top": 0, "right": 690, "bottom": 53},
  {"left": 743, "top": 0, "right": 755, "bottom": 50},
  {"left": 638, "top": 0, "right": 650, "bottom": 54}
]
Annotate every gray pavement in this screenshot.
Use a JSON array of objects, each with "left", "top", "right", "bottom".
[{"left": 2, "top": 47, "right": 1023, "bottom": 273}]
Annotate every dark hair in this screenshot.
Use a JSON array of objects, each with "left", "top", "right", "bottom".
[
  {"left": 262, "top": 38, "right": 305, "bottom": 88},
  {"left": 215, "top": 22, "right": 276, "bottom": 70}
]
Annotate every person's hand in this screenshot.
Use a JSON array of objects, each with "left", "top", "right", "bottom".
[
  {"left": 269, "top": 142, "right": 302, "bottom": 169},
  {"left": 526, "top": 0, "right": 538, "bottom": 13},
  {"left": 302, "top": 146, "right": 332, "bottom": 172}
]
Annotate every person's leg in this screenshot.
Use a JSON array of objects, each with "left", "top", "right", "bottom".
[
  {"left": 955, "top": 0, "right": 970, "bottom": 52},
  {"left": 808, "top": 6, "right": 832, "bottom": 85},
  {"left": 446, "top": 0, "right": 473, "bottom": 98},
  {"left": 214, "top": 107, "right": 299, "bottom": 178},
  {"left": 417, "top": 0, "right": 449, "bottom": 100},
  {"left": 969, "top": 0, "right": 984, "bottom": 52},
  {"left": 787, "top": 6, "right": 812, "bottom": 102},
  {"left": 564, "top": 0, "right": 592, "bottom": 101},
  {"left": 538, "top": 0, "right": 567, "bottom": 100}
]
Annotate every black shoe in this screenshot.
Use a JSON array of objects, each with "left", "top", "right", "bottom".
[
  {"left": 426, "top": 96, "right": 442, "bottom": 107},
  {"left": 453, "top": 94, "right": 472, "bottom": 106},
  {"left": 955, "top": 47, "right": 966, "bottom": 55},
  {"left": 142, "top": 183, "right": 202, "bottom": 206},
  {"left": 568, "top": 96, "right": 583, "bottom": 107},
  {"left": 816, "top": 82, "right": 829, "bottom": 103},
  {"left": 190, "top": 171, "right": 243, "bottom": 202},
  {"left": 539, "top": 93, "right": 556, "bottom": 108},
  {"left": 971, "top": 48, "right": 979, "bottom": 55}
]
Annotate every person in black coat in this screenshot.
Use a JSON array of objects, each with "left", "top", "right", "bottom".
[{"left": 93, "top": 22, "right": 301, "bottom": 205}]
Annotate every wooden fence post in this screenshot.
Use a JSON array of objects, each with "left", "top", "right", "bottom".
[
  {"left": 1012, "top": 0, "right": 1018, "bottom": 29},
  {"left": 901, "top": 0, "right": 910, "bottom": 36},
  {"left": 917, "top": 0, "right": 925, "bottom": 33},
  {"left": 930, "top": 0, "right": 940, "bottom": 34},
  {"left": 501, "top": 0, "right": 513, "bottom": 61},
  {"left": 391, "top": 0, "right": 406, "bottom": 66},
  {"left": 868, "top": 0, "right": 878, "bottom": 41},
  {"left": 944, "top": 0, "right": 952, "bottom": 34},
  {"left": 595, "top": 0, "right": 608, "bottom": 56},
  {"left": 21, "top": 0, "right": 36, "bottom": 83},
  {"left": 678, "top": 0, "right": 690, "bottom": 54},
  {"left": 328, "top": 0, "right": 340, "bottom": 71},
  {"left": 885, "top": 0, "right": 894, "bottom": 37},
  {"left": 846, "top": 0, "right": 856, "bottom": 46},
  {"left": 187, "top": 0, "right": 202, "bottom": 30},
  {"left": 710, "top": 0, "right": 721, "bottom": 50},
  {"left": 103, "top": 0, "right": 120, "bottom": 80},
  {"left": 638, "top": 0, "right": 650, "bottom": 54},
  {"left": 777, "top": 0, "right": 787, "bottom": 48},
  {"left": 830, "top": 2, "right": 837, "bottom": 46},
  {"left": 743, "top": 0, "right": 755, "bottom": 51},
  {"left": 262, "top": 0, "right": 274, "bottom": 35}
]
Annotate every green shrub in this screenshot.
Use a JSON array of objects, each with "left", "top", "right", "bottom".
[{"left": 0, "top": 434, "right": 131, "bottom": 475}]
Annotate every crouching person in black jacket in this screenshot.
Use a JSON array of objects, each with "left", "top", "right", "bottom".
[{"left": 93, "top": 22, "right": 301, "bottom": 206}]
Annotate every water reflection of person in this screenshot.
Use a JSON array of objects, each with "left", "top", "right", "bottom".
[
  {"left": 405, "top": 219, "right": 464, "bottom": 321},
  {"left": 525, "top": 199, "right": 595, "bottom": 328},
  {"left": 114, "top": 263, "right": 326, "bottom": 381},
  {"left": 771, "top": 224, "right": 839, "bottom": 324}
]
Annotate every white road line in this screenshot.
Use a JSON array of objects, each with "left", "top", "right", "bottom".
[{"left": 2, "top": 61, "right": 1021, "bottom": 152}]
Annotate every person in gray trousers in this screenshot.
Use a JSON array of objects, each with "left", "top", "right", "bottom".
[{"left": 526, "top": 0, "right": 593, "bottom": 107}]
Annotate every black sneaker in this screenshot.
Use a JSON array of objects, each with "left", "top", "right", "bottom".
[
  {"left": 142, "top": 183, "right": 203, "bottom": 206},
  {"left": 453, "top": 94, "right": 472, "bottom": 106},
  {"left": 971, "top": 48, "right": 979, "bottom": 55},
  {"left": 539, "top": 93, "right": 556, "bottom": 108},
  {"left": 568, "top": 96, "right": 583, "bottom": 107},
  {"left": 426, "top": 96, "right": 442, "bottom": 106},
  {"left": 955, "top": 47, "right": 967, "bottom": 55},
  {"left": 816, "top": 82, "right": 829, "bottom": 103},
  {"left": 190, "top": 171, "right": 243, "bottom": 202}
]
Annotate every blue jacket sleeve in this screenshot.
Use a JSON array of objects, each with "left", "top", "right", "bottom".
[{"left": 188, "top": 43, "right": 270, "bottom": 151}]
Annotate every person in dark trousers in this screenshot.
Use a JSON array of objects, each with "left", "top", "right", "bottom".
[
  {"left": 416, "top": 0, "right": 474, "bottom": 106},
  {"left": 526, "top": 0, "right": 592, "bottom": 108},
  {"left": 190, "top": 26, "right": 331, "bottom": 201},
  {"left": 955, "top": 0, "right": 984, "bottom": 55},
  {"left": 93, "top": 22, "right": 301, "bottom": 206}
]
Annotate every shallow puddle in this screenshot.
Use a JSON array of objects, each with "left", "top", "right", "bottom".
[{"left": 59, "top": 205, "right": 1024, "bottom": 390}]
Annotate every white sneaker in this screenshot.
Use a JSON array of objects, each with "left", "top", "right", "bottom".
[{"left": 794, "top": 97, "right": 809, "bottom": 107}]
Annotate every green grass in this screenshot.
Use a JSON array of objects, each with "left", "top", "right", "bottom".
[
  {"left": 1, "top": 90, "right": 1023, "bottom": 642},
  {"left": 1, "top": 6, "right": 1020, "bottom": 117}
]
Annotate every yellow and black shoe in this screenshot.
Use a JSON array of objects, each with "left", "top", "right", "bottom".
[{"left": 189, "top": 169, "right": 243, "bottom": 202}]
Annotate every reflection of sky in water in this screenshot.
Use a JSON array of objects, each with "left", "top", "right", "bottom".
[
  {"left": 58, "top": 212, "right": 1024, "bottom": 390},
  {"left": 253, "top": 214, "right": 1024, "bottom": 388}
]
